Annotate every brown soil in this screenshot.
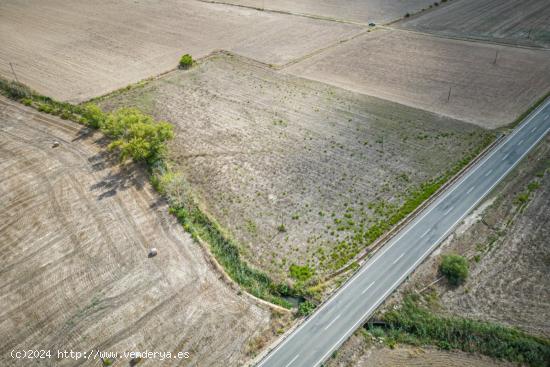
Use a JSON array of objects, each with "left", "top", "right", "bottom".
[
  {"left": 285, "top": 29, "right": 550, "bottom": 128},
  {"left": 397, "top": 0, "right": 550, "bottom": 49},
  {"left": 326, "top": 333, "right": 513, "bottom": 367},
  {"left": 0, "top": 0, "right": 362, "bottom": 102},
  {"left": 202, "top": 0, "right": 437, "bottom": 24},
  {"left": 98, "top": 53, "right": 491, "bottom": 285},
  {"left": 0, "top": 96, "right": 272, "bottom": 366}
]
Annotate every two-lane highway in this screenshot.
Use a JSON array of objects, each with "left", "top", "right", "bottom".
[{"left": 258, "top": 99, "right": 550, "bottom": 367}]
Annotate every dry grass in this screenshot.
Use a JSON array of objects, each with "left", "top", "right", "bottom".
[
  {"left": 0, "top": 97, "right": 271, "bottom": 366},
  {"left": 99, "top": 53, "right": 492, "bottom": 285},
  {"left": 397, "top": 0, "right": 550, "bottom": 49},
  {"left": 202, "top": 0, "right": 437, "bottom": 24},
  {"left": 285, "top": 29, "right": 550, "bottom": 128},
  {"left": 0, "top": 0, "right": 362, "bottom": 102}
]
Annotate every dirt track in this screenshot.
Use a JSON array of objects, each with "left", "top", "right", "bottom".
[
  {"left": 286, "top": 29, "right": 550, "bottom": 128},
  {"left": 0, "top": 97, "right": 270, "bottom": 366},
  {"left": 0, "top": 0, "right": 361, "bottom": 102}
]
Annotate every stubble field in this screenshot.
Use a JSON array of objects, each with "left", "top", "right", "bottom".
[
  {"left": 201, "top": 0, "right": 436, "bottom": 24},
  {"left": 0, "top": 97, "right": 271, "bottom": 367},
  {"left": 285, "top": 29, "right": 550, "bottom": 128},
  {"left": 99, "top": 53, "right": 492, "bottom": 285},
  {"left": 0, "top": 0, "right": 362, "bottom": 102},
  {"left": 398, "top": 0, "right": 550, "bottom": 49}
]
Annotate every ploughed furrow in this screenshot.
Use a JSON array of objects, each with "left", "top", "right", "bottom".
[{"left": 0, "top": 97, "right": 270, "bottom": 367}]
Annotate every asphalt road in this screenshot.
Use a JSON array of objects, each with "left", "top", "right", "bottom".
[{"left": 257, "top": 99, "right": 550, "bottom": 367}]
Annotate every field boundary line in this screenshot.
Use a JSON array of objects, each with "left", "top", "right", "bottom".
[
  {"left": 385, "top": 26, "right": 550, "bottom": 52},
  {"left": 197, "top": 0, "right": 370, "bottom": 26}
]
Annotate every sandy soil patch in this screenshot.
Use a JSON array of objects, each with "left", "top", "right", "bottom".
[
  {"left": 285, "top": 29, "right": 550, "bottom": 128},
  {"left": 0, "top": 0, "right": 362, "bottom": 102},
  {"left": 326, "top": 333, "right": 513, "bottom": 367},
  {"left": 203, "top": 0, "right": 436, "bottom": 24},
  {"left": 99, "top": 53, "right": 491, "bottom": 284},
  {"left": 397, "top": 0, "right": 550, "bottom": 49},
  {"left": 0, "top": 97, "right": 271, "bottom": 366}
]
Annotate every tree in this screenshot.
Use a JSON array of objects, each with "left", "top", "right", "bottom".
[
  {"left": 440, "top": 254, "right": 468, "bottom": 285},
  {"left": 179, "top": 54, "right": 194, "bottom": 69},
  {"left": 101, "top": 108, "right": 174, "bottom": 163}
]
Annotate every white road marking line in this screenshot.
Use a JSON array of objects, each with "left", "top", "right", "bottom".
[
  {"left": 420, "top": 228, "right": 430, "bottom": 238},
  {"left": 392, "top": 253, "right": 405, "bottom": 265},
  {"left": 466, "top": 186, "right": 475, "bottom": 194},
  {"left": 517, "top": 139, "right": 524, "bottom": 146},
  {"left": 443, "top": 206, "right": 454, "bottom": 216},
  {"left": 285, "top": 354, "right": 300, "bottom": 367},
  {"left": 532, "top": 127, "right": 536, "bottom": 132},
  {"left": 484, "top": 168, "right": 493, "bottom": 177},
  {"left": 501, "top": 152, "right": 510, "bottom": 161},
  {"left": 258, "top": 101, "right": 550, "bottom": 367},
  {"left": 545, "top": 115, "right": 549, "bottom": 120},
  {"left": 312, "top": 125, "right": 550, "bottom": 367},
  {"left": 361, "top": 281, "right": 376, "bottom": 295},
  {"left": 324, "top": 314, "right": 342, "bottom": 330}
]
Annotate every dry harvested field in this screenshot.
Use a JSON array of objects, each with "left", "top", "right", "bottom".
[
  {"left": 326, "top": 333, "right": 513, "bottom": 367},
  {"left": 397, "top": 0, "right": 550, "bottom": 49},
  {"left": 99, "top": 53, "right": 492, "bottom": 284},
  {"left": 285, "top": 29, "right": 550, "bottom": 128},
  {"left": 0, "top": 0, "right": 362, "bottom": 103},
  {"left": 202, "top": 0, "right": 435, "bottom": 24},
  {"left": 0, "top": 97, "right": 272, "bottom": 366}
]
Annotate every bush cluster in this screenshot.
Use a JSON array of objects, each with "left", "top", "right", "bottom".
[
  {"left": 439, "top": 254, "right": 468, "bottom": 285},
  {"left": 289, "top": 264, "right": 315, "bottom": 282},
  {"left": 178, "top": 54, "right": 194, "bottom": 69}
]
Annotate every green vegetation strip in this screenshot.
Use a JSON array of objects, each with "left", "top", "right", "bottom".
[
  {"left": 328, "top": 132, "right": 495, "bottom": 271},
  {"left": 0, "top": 77, "right": 294, "bottom": 309},
  {"left": 369, "top": 296, "right": 550, "bottom": 367}
]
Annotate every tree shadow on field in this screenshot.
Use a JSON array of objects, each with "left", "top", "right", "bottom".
[{"left": 86, "top": 139, "right": 147, "bottom": 201}]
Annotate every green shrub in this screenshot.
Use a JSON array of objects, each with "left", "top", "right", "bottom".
[
  {"left": 101, "top": 108, "right": 174, "bottom": 164},
  {"left": 179, "top": 54, "right": 194, "bottom": 69},
  {"left": 298, "top": 300, "right": 316, "bottom": 316},
  {"left": 289, "top": 264, "right": 314, "bottom": 282},
  {"left": 82, "top": 103, "right": 106, "bottom": 128},
  {"left": 0, "top": 79, "right": 31, "bottom": 100},
  {"left": 440, "top": 254, "right": 468, "bottom": 285}
]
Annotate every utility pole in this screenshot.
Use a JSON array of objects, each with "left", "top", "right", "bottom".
[
  {"left": 493, "top": 50, "right": 499, "bottom": 66},
  {"left": 9, "top": 62, "right": 19, "bottom": 83},
  {"left": 447, "top": 86, "right": 452, "bottom": 103}
]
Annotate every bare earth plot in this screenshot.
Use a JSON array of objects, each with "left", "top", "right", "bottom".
[
  {"left": 0, "top": 0, "right": 362, "bottom": 103},
  {"left": 0, "top": 97, "right": 271, "bottom": 367},
  {"left": 326, "top": 333, "right": 512, "bottom": 367},
  {"left": 99, "top": 53, "right": 492, "bottom": 284},
  {"left": 397, "top": 0, "right": 550, "bottom": 49},
  {"left": 202, "top": 0, "right": 436, "bottom": 24},
  {"left": 285, "top": 29, "right": 550, "bottom": 129}
]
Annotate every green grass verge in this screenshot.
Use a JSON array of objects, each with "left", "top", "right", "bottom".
[
  {"left": 168, "top": 204, "right": 294, "bottom": 308},
  {"left": 369, "top": 296, "right": 550, "bottom": 367},
  {"left": 506, "top": 91, "right": 550, "bottom": 129}
]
